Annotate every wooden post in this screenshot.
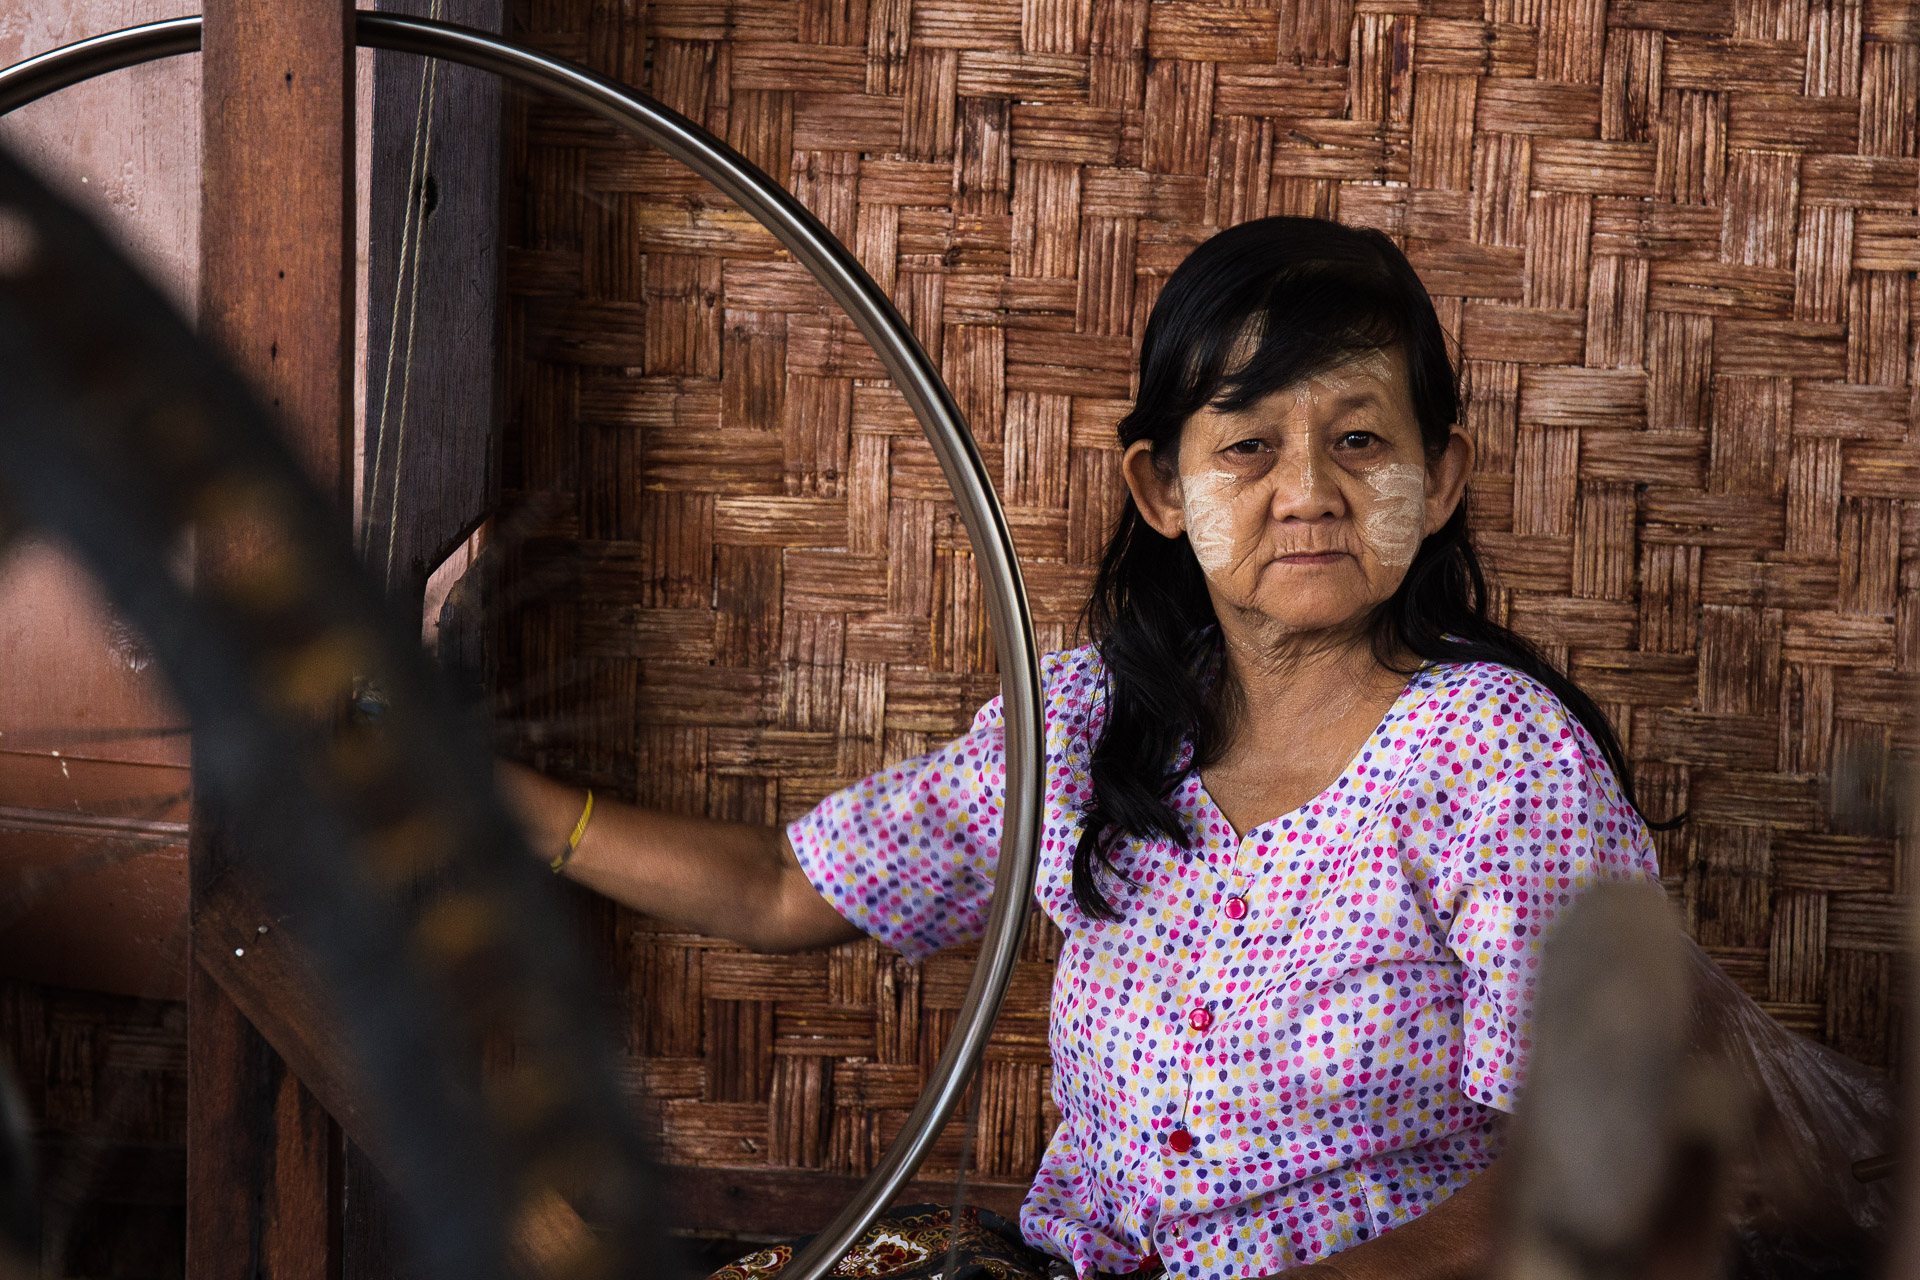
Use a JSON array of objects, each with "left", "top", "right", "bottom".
[
  {"left": 191, "top": 4, "right": 356, "bottom": 1280},
  {"left": 196, "top": 0, "right": 356, "bottom": 495}
]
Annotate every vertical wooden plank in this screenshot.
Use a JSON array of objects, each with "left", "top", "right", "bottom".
[
  {"left": 728, "top": 90, "right": 795, "bottom": 188},
  {"left": 1780, "top": 661, "right": 1833, "bottom": 776},
  {"left": 199, "top": 0, "right": 355, "bottom": 493},
  {"left": 194, "top": 5, "right": 353, "bottom": 1280},
  {"left": 187, "top": 964, "right": 339, "bottom": 1280},
  {"left": 1023, "top": 0, "right": 1092, "bottom": 53},
  {"left": 1699, "top": 605, "right": 1782, "bottom": 715},
  {"left": 1066, "top": 446, "right": 1122, "bottom": 564},
  {"left": 1005, "top": 392, "right": 1071, "bottom": 509}
]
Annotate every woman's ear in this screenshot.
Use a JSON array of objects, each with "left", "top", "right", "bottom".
[
  {"left": 1122, "top": 439, "right": 1187, "bottom": 540},
  {"left": 1425, "top": 425, "right": 1476, "bottom": 535}
]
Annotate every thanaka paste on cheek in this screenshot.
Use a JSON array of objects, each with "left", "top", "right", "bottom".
[
  {"left": 1358, "top": 462, "right": 1427, "bottom": 570},
  {"left": 1179, "top": 470, "right": 1241, "bottom": 575}
]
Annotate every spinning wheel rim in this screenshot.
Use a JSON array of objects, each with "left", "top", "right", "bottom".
[{"left": 0, "top": 16, "right": 1048, "bottom": 1279}]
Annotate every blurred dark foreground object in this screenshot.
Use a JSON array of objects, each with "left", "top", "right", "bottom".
[
  {"left": 0, "top": 140, "right": 664, "bottom": 1280},
  {"left": 1500, "top": 881, "right": 1894, "bottom": 1280}
]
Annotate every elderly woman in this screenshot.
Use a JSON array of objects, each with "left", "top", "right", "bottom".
[{"left": 503, "top": 216, "right": 1661, "bottom": 1280}]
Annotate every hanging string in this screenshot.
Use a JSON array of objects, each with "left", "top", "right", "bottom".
[
  {"left": 941, "top": 1082, "right": 985, "bottom": 1279},
  {"left": 361, "top": 0, "right": 448, "bottom": 595}
]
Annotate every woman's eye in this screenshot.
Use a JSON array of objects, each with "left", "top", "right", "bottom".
[
  {"left": 1225, "top": 439, "right": 1267, "bottom": 455},
  {"left": 1335, "top": 430, "right": 1379, "bottom": 450}
]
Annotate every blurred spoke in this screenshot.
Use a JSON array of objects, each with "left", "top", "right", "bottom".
[{"left": 0, "top": 725, "right": 189, "bottom": 751}]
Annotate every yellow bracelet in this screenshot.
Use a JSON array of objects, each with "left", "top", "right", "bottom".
[{"left": 549, "top": 788, "right": 594, "bottom": 874}]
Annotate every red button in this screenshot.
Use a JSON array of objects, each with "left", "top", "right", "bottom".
[
  {"left": 1168, "top": 1128, "right": 1193, "bottom": 1153},
  {"left": 1224, "top": 895, "right": 1248, "bottom": 920},
  {"left": 1187, "top": 1006, "right": 1213, "bottom": 1032}
]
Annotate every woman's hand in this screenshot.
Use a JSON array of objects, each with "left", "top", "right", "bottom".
[{"left": 495, "top": 760, "right": 866, "bottom": 954}]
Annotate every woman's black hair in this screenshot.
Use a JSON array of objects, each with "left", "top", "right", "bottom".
[{"left": 1072, "top": 215, "right": 1677, "bottom": 919}]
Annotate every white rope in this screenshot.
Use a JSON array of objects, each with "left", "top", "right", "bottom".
[
  {"left": 381, "top": 32, "right": 442, "bottom": 593},
  {"left": 362, "top": 0, "right": 447, "bottom": 592}
]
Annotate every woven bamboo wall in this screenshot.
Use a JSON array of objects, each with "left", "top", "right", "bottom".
[
  {"left": 0, "top": 980, "right": 187, "bottom": 1278},
  {"left": 498, "top": 0, "right": 1920, "bottom": 1195}
]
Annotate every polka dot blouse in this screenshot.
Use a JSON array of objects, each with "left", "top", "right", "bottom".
[{"left": 787, "top": 647, "right": 1659, "bottom": 1279}]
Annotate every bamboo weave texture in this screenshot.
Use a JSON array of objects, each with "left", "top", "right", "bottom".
[{"left": 499, "top": 0, "right": 1920, "bottom": 1195}]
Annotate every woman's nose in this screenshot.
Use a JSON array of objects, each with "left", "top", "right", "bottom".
[{"left": 1268, "top": 449, "right": 1342, "bottom": 520}]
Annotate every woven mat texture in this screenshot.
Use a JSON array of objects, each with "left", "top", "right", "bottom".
[{"left": 498, "top": 0, "right": 1920, "bottom": 1189}]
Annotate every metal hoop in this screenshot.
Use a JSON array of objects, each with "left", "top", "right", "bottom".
[{"left": 0, "top": 17, "right": 1046, "bottom": 1279}]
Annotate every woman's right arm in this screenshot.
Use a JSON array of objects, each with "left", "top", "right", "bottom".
[{"left": 497, "top": 761, "right": 867, "bottom": 954}]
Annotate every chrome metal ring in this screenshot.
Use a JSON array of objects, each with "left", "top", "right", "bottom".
[{"left": 0, "top": 18, "right": 1046, "bottom": 1279}]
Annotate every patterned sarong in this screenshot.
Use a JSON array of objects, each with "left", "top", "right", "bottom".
[{"left": 706, "top": 1204, "right": 1157, "bottom": 1280}]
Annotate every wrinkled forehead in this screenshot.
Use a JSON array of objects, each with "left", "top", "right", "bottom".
[
  {"left": 1212, "top": 310, "right": 1403, "bottom": 381},
  {"left": 1214, "top": 337, "right": 1409, "bottom": 411}
]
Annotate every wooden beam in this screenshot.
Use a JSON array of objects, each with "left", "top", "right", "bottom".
[
  {"left": 192, "top": 4, "right": 356, "bottom": 1280},
  {"left": 194, "top": 876, "right": 385, "bottom": 1168}
]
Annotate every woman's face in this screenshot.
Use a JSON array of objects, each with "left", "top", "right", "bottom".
[{"left": 1124, "top": 345, "right": 1474, "bottom": 643}]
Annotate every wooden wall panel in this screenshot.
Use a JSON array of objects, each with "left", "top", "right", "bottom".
[
  {"left": 499, "top": 0, "right": 1920, "bottom": 1211},
  {"left": 0, "top": 1, "right": 201, "bottom": 1007},
  {"left": 0, "top": 979, "right": 187, "bottom": 1279}
]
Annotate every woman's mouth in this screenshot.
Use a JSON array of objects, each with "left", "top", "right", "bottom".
[{"left": 1273, "top": 551, "right": 1346, "bottom": 565}]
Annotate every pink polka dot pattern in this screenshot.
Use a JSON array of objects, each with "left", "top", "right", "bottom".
[{"left": 787, "top": 648, "right": 1659, "bottom": 1279}]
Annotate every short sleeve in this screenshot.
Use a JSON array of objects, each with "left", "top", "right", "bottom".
[
  {"left": 1442, "top": 757, "right": 1660, "bottom": 1112},
  {"left": 786, "top": 698, "right": 1010, "bottom": 962}
]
